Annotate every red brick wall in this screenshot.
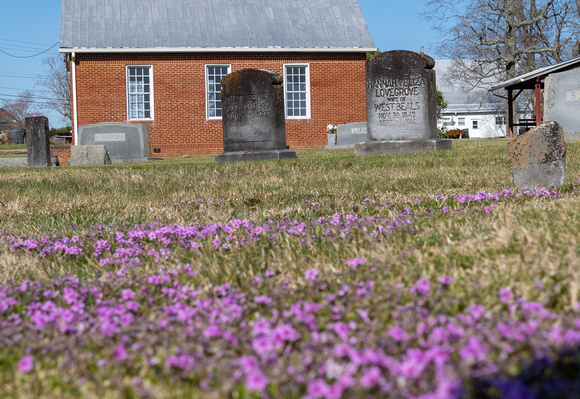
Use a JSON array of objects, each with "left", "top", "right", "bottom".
[{"left": 70, "top": 52, "right": 367, "bottom": 156}]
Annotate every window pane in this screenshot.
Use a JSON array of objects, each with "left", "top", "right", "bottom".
[
  {"left": 285, "top": 65, "right": 309, "bottom": 118},
  {"left": 127, "top": 66, "right": 152, "bottom": 120},
  {"left": 206, "top": 65, "right": 230, "bottom": 118}
]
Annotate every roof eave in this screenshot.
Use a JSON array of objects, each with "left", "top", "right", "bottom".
[{"left": 59, "top": 46, "right": 378, "bottom": 54}]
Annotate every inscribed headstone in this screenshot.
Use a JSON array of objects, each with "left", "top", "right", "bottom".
[
  {"left": 78, "top": 123, "right": 151, "bottom": 159},
  {"left": 365, "top": 50, "right": 438, "bottom": 140},
  {"left": 337, "top": 122, "right": 367, "bottom": 146},
  {"left": 216, "top": 69, "right": 296, "bottom": 162},
  {"left": 544, "top": 68, "right": 580, "bottom": 140},
  {"left": 507, "top": 121, "right": 566, "bottom": 188},
  {"left": 26, "top": 116, "right": 51, "bottom": 167}
]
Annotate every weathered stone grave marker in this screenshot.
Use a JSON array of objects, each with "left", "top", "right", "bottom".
[
  {"left": 215, "top": 69, "right": 296, "bottom": 162},
  {"left": 355, "top": 50, "right": 451, "bottom": 156},
  {"left": 325, "top": 122, "right": 368, "bottom": 149},
  {"left": 507, "top": 121, "right": 566, "bottom": 189},
  {"left": 26, "top": 116, "right": 52, "bottom": 167},
  {"left": 77, "top": 122, "right": 153, "bottom": 162},
  {"left": 67, "top": 145, "right": 112, "bottom": 166}
]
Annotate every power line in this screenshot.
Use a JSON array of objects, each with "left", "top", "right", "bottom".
[
  {"left": 0, "top": 70, "right": 36, "bottom": 77},
  {"left": 0, "top": 38, "right": 56, "bottom": 47},
  {"left": 0, "top": 41, "right": 59, "bottom": 59}
]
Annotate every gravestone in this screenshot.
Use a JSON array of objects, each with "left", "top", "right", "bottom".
[
  {"left": 78, "top": 122, "right": 152, "bottom": 161},
  {"left": 26, "top": 116, "right": 51, "bottom": 167},
  {"left": 544, "top": 68, "right": 580, "bottom": 140},
  {"left": 325, "top": 122, "right": 368, "bottom": 149},
  {"left": 507, "top": 121, "right": 566, "bottom": 188},
  {"left": 67, "top": 145, "right": 111, "bottom": 166},
  {"left": 215, "top": 69, "right": 296, "bottom": 162},
  {"left": 355, "top": 50, "right": 451, "bottom": 156}
]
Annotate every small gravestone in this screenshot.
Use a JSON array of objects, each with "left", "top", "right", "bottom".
[
  {"left": 507, "top": 121, "right": 566, "bottom": 188},
  {"left": 78, "top": 122, "right": 152, "bottom": 162},
  {"left": 67, "top": 145, "right": 111, "bottom": 166},
  {"left": 26, "top": 116, "right": 51, "bottom": 167},
  {"left": 326, "top": 122, "right": 368, "bottom": 149},
  {"left": 355, "top": 50, "right": 451, "bottom": 156},
  {"left": 544, "top": 68, "right": 580, "bottom": 141},
  {"left": 215, "top": 69, "right": 296, "bottom": 162}
]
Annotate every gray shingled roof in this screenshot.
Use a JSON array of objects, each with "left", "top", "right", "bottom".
[
  {"left": 435, "top": 60, "right": 505, "bottom": 113},
  {"left": 60, "top": 0, "right": 376, "bottom": 52}
]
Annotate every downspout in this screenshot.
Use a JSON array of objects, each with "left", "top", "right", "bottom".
[{"left": 71, "top": 52, "right": 79, "bottom": 145}]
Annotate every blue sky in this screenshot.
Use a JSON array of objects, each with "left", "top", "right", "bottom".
[{"left": 0, "top": 0, "right": 439, "bottom": 128}]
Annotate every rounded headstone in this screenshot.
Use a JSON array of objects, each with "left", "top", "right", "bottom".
[
  {"left": 221, "top": 69, "right": 286, "bottom": 152},
  {"left": 366, "top": 50, "right": 438, "bottom": 140}
]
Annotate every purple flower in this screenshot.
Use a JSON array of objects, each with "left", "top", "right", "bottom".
[
  {"left": 389, "top": 326, "right": 410, "bottom": 342},
  {"left": 410, "top": 279, "right": 430, "bottom": 296},
  {"left": 440, "top": 276, "right": 453, "bottom": 286},
  {"left": 345, "top": 257, "right": 366, "bottom": 269},
  {"left": 499, "top": 287, "right": 513, "bottom": 303},
  {"left": 246, "top": 371, "right": 269, "bottom": 392},
  {"left": 305, "top": 268, "right": 319, "bottom": 281},
  {"left": 360, "top": 366, "right": 381, "bottom": 387},
  {"left": 113, "top": 344, "right": 127, "bottom": 361},
  {"left": 237, "top": 356, "right": 259, "bottom": 373},
  {"left": 18, "top": 355, "right": 33, "bottom": 373},
  {"left": 254, "top": 295, "right": 272, "bottom": 304},
  {"left": 460, "top": 336, "right": 488, "bottom": 363},
  {"left": 307, "top": 379, "right": 330, "bottom": 398}
]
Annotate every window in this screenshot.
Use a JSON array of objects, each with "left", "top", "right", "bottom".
[
  {"left": 458, "top": 117, "right": 465, "bottom": 126},
  {"left": 206, "top": 65, "right": 231, "bottom": 119},
  {"left": 495, "top": 116, "right": 506, "bottom": 125},
  {"left": 284, "top": 64, "right": 310, "bottom": 119},
  {"left": 127, "top": 66, "right": 153, "bottom": 120},
  {"left": 472, "top": 120, "right": 479, "bottom": 129}
]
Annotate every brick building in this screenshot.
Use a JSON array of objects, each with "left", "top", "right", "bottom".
[{"left": 59, "top": 0, "right": 376, "bottom": 156}]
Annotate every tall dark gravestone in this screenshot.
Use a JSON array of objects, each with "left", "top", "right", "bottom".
[
  {"left": 215, "top": 69, "right": 296, "bottom": 162},
  {"left": 355, "top": 50, "right": 451, "bottom": 156},
  {"left": 26, "top": 116, "right": 51, "bottom": 167}
]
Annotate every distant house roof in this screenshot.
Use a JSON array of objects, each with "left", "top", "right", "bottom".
[
  {"left": 490, "top": 57, "right": 580, "bottom": 91},
  {"left": 0, "top": 108, "right": 16, "bottom": 127},
  {"left": 59, "top": 0, "right": 376, "bottom": 53},
  {"left": 435, "top": 60, "right": 504, "bottom": 114}
]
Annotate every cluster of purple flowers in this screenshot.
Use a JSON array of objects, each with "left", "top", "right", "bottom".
[
  {"left": 1, "top": 262, "right": 579, "bottom": 397},
  {"left": 0, "top": 187, "right": 570, "bottom": 396},
  {"left": 1, "top": 188, "right": 560, "bottom": 269}
]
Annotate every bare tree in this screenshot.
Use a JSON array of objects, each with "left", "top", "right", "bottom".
[
  {"left": 1, "top": 91, "right": 43, "bottom": 133},
  {"left": 1, "top": 91, "right": 45, "bottom": 144},
  {"left": 35, "top": 54, "right": 71, "bottom": 125},
  {"left": 424, "top": 0, "right": 580, "bottom": 91}
]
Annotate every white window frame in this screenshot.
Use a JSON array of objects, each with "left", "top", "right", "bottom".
[
  {"left": 472, "top": 120, "right": 479, "bottom": 129},
  {"left": 458, "top": 117, "right": 466, "bottom": 126},
  {"left": 126, "top": 65, "right": 154, "bottom": 120},
  {"left": 283, "top": 63, "right": 311, "bottom": 119},
  {"left": 205, "top": 64, "right": 231, "bottom": 120}
]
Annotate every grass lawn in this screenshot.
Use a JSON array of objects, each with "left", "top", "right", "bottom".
[{"left": 1, "top": 139, "right": 580, "bottom": 398}]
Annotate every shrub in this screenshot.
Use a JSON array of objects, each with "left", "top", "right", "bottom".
[{"left": 443, "top": 128, "right": 467, "bottom": 139}]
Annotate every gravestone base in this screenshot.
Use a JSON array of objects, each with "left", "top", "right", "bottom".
[
  {"left": 67, "top": 145, "right": 111, "bottom": 166},
  {"left": 325, "top": 144, "right": 363, "bottom": 150},
  {"left": 354, "top": 139, "right": 452, "bottom": 157},
  {"left": 110, "top": 157, "right": 162, "bottom": 164},
  {"left": 215, "top": 149, "right": 297, "bottom": 163}
]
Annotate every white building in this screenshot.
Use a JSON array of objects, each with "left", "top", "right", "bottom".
[{"left": 435, "top": 60, "right": 512, "bottom": 139}]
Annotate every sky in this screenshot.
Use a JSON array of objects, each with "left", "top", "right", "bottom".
[{"left": 0, "top": 0, "right": 440, "bottom": 129}]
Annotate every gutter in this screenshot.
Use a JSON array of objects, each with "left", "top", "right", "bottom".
[{"left": 59, "top": 46, "right": 378, "bottom": 54}]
